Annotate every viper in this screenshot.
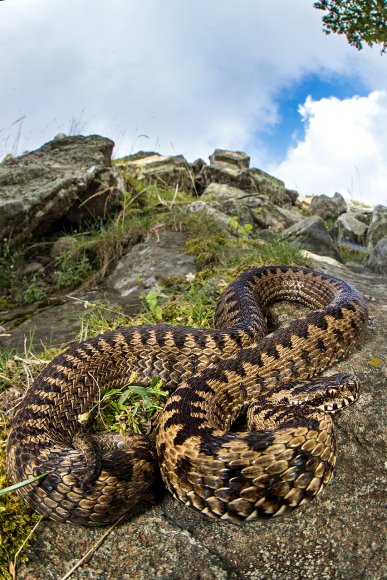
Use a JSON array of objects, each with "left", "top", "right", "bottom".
[{"left": 6, "top": 265, "right": 368, "bottom": 525}]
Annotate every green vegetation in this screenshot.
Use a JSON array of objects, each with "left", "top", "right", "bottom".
[
  {"left": 338, "top": 245, "right": 367, "bottom": 265},
  {"left": 314, "top": 0, "right": 387, "bottom": 53}
]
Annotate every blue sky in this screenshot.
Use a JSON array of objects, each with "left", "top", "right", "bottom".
[
  {"left": 262, "top": 72, "right": 369, "bottom": 162},
  {"left": 0, "top": 0, "right": 386, "bottom": 205}
]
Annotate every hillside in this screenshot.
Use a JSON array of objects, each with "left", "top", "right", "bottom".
[{"left": 0, "top": 135, "right": 386, "bottom": 579}]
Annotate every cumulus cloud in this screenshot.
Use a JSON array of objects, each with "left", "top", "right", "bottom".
[
  {"left": 0, "top": 0, "right": 359, "bottom": 159},
  {"left": 0, "top": 0, "right": 386, "bottom": 206},
  {"left": 272, "top": 91, "right": 387, "bottom": 206}
]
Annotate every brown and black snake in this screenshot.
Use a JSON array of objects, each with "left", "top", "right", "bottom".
[{"left": 6, "top": 265, "right": 368, "bottom": 525}]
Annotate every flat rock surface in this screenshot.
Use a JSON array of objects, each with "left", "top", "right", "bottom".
[{"left": 12, "top": 258, "right": 386, "bottom": 580}]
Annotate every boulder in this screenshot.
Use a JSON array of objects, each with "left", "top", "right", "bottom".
[
  {"left": 309, "top": 192, "right": 347, "bottom": 220},
  {"left": 282, "top": 215, "right": 341, "bottom": 261},
  {"left": 209, "top": 148, "right": 250, "bottom": 170},
  {"left": 367, "top": 205, "right": 387, "bottom": 247},
  {"left": 184, "top": 200, "right": 231, "bottom": 229},
  {"left": 285, "top": 188, "right": 299, "bottom": 205},
  {"left": 0, "top": 135, "right": 123, "bottom": 245},
  {"left": 333, "top": 212, "right": 368, "bottom": 245},
  {"left": 198, "top": 150, "right": 292, "bottom": 206},
  {"left": 365, "top": 236, "right": 387, "bottom": 273},
  {"left": 202, "top": 183, "right": 301, "bottom": 233},
  {"left": 117, "top": 152, "right": 194, "bottom": 193},
  {"left": 106, "top": 228, "right": 196, "bottom": 299},
  {"left": 349, "top": 207, "right": 373, "bottom": 226}
]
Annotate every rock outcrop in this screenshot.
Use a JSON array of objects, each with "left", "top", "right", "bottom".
[
  {"left": 367, "top": 204, "right": 387, "bottom": 247},
  {"left": 365, "top": 236, "right": 387, "bottom": 273},
  {"left": 117, "top": 151, "right": 194, "bottom": 192},
  {"left": 333, "top": 211, "right": 368, "bottom": 245},
  {"left": 282, "top": 216, "right": 341, "bottom": 261},
  {"left": 309, "top": 192, "right": 347, "bottom": 220},
  {"left": 1, "top": 138, "right": 386, "bottom": 580},
  {"left": 0, "top": 135, "right": 124, "bottom": 245}
]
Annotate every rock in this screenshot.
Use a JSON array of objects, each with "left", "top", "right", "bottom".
[
  {"left": 22, "top": 261, "right": 45, "bottom": 276},
  {"left": 309, "top": 192, "right": 347, "bottom": 220},
  {"left": 0, "top": 287, "right": 138, "bottom": 352},
  {"left": 349, "top": 207, "right": 373, "bottom": 226},
  {"left": 15, "top": 267, "right": 387, "bottom": 579},
  {"left": 282, "top": 216, "right": 341, "bottom": 261},
  {"left": 199, "top": 150, "right": 292, "bottom": 206},
  {"left": 365, "top": 236, "right": 387, "bottom": 273},
  {"left": 0, "top": 135, "right": 123, "bottom": 245},
  {"left": 184, "top": 200, "right": 231, "bottom": 228},
  {"left": 117, "top": 152, "right": 194, "bottom": 193},
  {"left": 285, "top": 188, "right": 299, "bottom": 205},
  {"left": 367, "top": 204, "right": 387, "bottom": 247},
  {"left": 333, "top": 212, "right": 368, "bottom": 245},
  {"left": 209, "top": 148, "right": 250, "bottom": 170},
  {"left": 106, "top": 228, "right": 197, "bottom": 298},
  {"left": 50, "top": 235, "right": 79, "bottom": 259},
  {"left": 202, "top": 184, "right": 301, "bottom": 233}
]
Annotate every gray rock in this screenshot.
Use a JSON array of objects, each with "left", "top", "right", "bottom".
[
  {"left": 117, "top": 152, "right": 194, "bottom": 193},
  {"left": 365, "top": 236, "right": 387, "bottom": 273},
  {"left": 283, "top": 216, "right": 341, "bottom": 261},
  {"left": 106, "top": 228, "right": 197, "bottom": 298},
  {"left": 14, "top": 269, "right": 387, "bottom": 579},
  {"left": 209, "top": 148, "right": 250, "bottom": 170},
  {"left": 0, "top": 135, "right": 123, "bottom": 245},
  {"left": 367, "top": 204, "right": 387, "bottom": 247},
  {"left": 50, "top": 235, "right": 79, "bottom": 259},
  {"left": 202, "top": 184, "right": 301, "bottom": 233},
  {"left": 199, "top": 163, "right": 291, "bottom": 206},
  {"left": 310, "top": 192, "right": 347, "bottom": 220},
  {"left": 333, "top": 212, "right": 368, "bottom": 245},
  {"left": 285, "top": 188, "right": 299, "bottom": 205},
  {"left": 184, "top": 200, "right": 231, "bottom": 228},
  {"left": 349, "top": 207, "right": 373, "bottom": 226}
]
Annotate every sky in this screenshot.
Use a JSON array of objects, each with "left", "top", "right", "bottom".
[{"left": 0, "top": 0, "right": 386, "bottom": 206}]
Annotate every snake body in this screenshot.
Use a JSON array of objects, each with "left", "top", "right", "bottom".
[{"left": 6, "top": 266, "right": 368, "bottom": 525}]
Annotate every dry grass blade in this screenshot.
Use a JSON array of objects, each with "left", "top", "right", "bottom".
[
  {"left": 60, "top": 515, "right": 126, "bottom": 580},
  {"left": 9, "top": 515, "right": 43, "bottom": 580}
]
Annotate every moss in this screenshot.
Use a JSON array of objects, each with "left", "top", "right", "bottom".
[{"left": 0, "top": 420, "right": 40, "bottom": 579}]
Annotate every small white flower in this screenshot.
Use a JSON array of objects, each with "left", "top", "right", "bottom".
[{"left": 186, "top": 272, "right": 196, "bottom": 282}]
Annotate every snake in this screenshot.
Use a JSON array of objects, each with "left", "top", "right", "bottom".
[{"left": 6, "top": 265, "right": 368, "bottom": 525}]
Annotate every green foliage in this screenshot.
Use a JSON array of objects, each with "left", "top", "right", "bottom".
[
  {"left": 96, "top": 376, "right": 169, "bottom": 435},
  {"left": 338, "top": 245, "right": 366, "bottom": 264},
  {"left": 226, "top": 215, "right": 253, "bottom": 239},
  {"left": 314, "top": 0, "right": 387, "bottom": 52},
  {"left": 18, "top": 275, "right": 46, "bottom": 305},
  {"left": 54, "top": 251, "right": 93, "bottom": 289},
  {"left": 143, "top": 287, "right": 168, "bottom": 321},
  {"left": 0, "top": 420, "right": 40, "bottom": 579},
  {"left": 0, "top": 239, "right": 19, "bottom": 291}
]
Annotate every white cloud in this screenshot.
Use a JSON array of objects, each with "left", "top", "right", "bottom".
[
  {"left": 272, "top": 91, "right": 387, "bottom": 206},
  {"left": 0, "top": 1, "right": 357, "bottom": 156},
  {"left": 0, "top": 0, "right": 386, "bottom": 206}
]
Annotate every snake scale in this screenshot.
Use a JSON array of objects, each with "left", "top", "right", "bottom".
[{"left": 6, "top": 265, "right": 368, "bottom": 525}]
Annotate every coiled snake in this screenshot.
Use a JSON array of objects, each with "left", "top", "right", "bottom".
[{"left": 6, "top": 266, "right": 368, "bottom": 525}]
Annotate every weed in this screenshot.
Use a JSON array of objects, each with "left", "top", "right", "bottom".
[
  {"left": 95, "top": 375, "right": 169, "bottom": 435},
  {"left": 54, "top": 252, "right": 93, "bottom": 289},
  {"left": 226, "top": 215, "right": 253, "bottom": 239}
]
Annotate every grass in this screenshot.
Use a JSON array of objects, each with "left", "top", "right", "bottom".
[{"left": 0, "top": 169, "right": 313, "bottom": 576}]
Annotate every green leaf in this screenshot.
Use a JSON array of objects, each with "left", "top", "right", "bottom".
[{"left": 0, "top": 473, "right": 47, "bottom": 496}]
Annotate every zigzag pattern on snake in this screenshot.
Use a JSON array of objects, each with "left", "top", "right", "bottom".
[{"left": 6, "top": 265, "right": 368, "bottom": 525}]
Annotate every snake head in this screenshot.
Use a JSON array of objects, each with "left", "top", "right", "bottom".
[{"left": 303, "top": 372, "right": 360, "bottom": 413}]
